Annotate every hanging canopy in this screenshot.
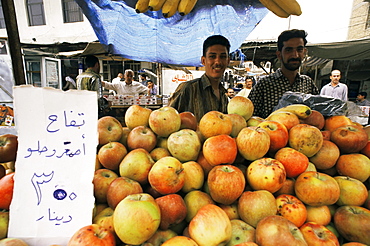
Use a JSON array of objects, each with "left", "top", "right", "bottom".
[{"left": 75, "top": 0, "right": 268, "bottom": 66}]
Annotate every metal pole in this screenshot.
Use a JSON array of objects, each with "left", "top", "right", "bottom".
[{"left": 1, "top": 0, "right": 26, "bottom": 85}]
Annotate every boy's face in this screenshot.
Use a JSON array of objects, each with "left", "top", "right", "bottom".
[{"left": 202, "top": 44, "right": 230, "bottom": 81}]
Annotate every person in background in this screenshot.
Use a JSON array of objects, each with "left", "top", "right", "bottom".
[
  {"left": 320, "top": 70, "right": 348, "bottom": 101},
  {"left": 226, "top": 88, "right": 235, "bottom": 100},
  {"left": 356, "top": 92, "right": 370, "bottom": 106},
  {"left": 236, "top": 77, "right": 253, "bottom": 98},
  {"left": 63, "top": 75, "right": 76, "bottom": 90},
  {"left": 147, "top": 80, "right": 157, "bottom": 95},
  {"left": 168, "top": 35, "right": 230, "bottom": 122},
  {"left": 248, "top": 29, "right": 319, "bottom": 118},
  {"left": 109, "top": 72, "right": 123, "bottom": 95},
  {"left": 102, "top": 69, "right": 148, "bottom": 96},
  {"left": 140, "top": 74, "right": 149, "bottom": 86}
]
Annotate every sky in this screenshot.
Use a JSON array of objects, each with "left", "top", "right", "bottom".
[{"left": 246, "top": 0, "right": 354, "bottom": 44}]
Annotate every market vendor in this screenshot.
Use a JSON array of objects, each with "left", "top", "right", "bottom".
[
  {"left": 168, "top": 35, "right": 230, "bottom": 122},
  {"left": 102, "top": 69, "right": 148, "bottom": 96}
]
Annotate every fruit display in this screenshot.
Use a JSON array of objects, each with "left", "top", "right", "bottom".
[{"left": 1, "top": 99, "right": 370, "bottom": 246}]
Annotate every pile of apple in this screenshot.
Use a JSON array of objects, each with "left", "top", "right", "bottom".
[{"left": 0, "top": 95, "right": 370, "bottom": 246}]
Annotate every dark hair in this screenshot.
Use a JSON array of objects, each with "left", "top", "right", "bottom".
[
  {"left": 359, "top": 92, "right": 367, "bottom": 98},
  {"left": 277, "top": 29, "right": 308, "bottom": 51},
  {"left": 85, "top": 55, "right": 99, "bottom": 68},
  {"left": 203, "top": 35, "right": 231, "bottom": 57},
  {"left": 141, "top": 74, "right": 147, "bottom": 78}
]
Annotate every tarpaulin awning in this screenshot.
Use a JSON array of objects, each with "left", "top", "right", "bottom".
[{"left": 75, "top": 0, "right": 268, "bottom": 66}]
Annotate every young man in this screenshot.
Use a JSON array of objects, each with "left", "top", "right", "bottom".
[
  {"left": 147, "top": 80, "right": 157, "bottom": 95},
  {"left": 102, "top": 69, "right": 148, "bottom": 96},
  {"left": 248, "top": 29, "right": 319, "bottom": 119},
  {"left": 226, "top": 88, "right": 235, "bottom": 99},
  {"left": 356, "top": 92, "right": 370, "bottom": 106},
  {"left": 168, "top": 35, "right": 230, "bottom": 122},
  {"left": 320, "top": 70, "right": 348, "bottom": 101},
  {"left": 237, "top": 77, "right": 253, "bottom": 98}
]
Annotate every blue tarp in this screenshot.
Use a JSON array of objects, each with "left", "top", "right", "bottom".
[{"left": 75, "top": 0, "right": 268, "bottom": 66}]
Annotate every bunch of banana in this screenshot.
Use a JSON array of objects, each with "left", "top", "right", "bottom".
[
  {"left": 135, "top": 0, "right": 198, "bottom": 17},
  {"left": 258, "top": 0, "right": 302, "bottom": 18},
  {"left": 270, "top": 104, "right": 312, "bottom": 119}
]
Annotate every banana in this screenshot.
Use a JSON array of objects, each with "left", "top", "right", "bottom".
[
  {"left": 272, "top": 0, "right": 302, "bottom": 16},
  {"left": 135, "top": 0, "right": 150, "bottom": 13},
  {"left": 274, "top": 104, "right": 312, "bottom": 119},
  {"left": 258, "top": 0, "right": 289, "bottom": 18},
  {"left": 148, "top": 0, "right": 167, "bottom": 11},
  {"left": 162, "top": 0, "right": 181, "bottom": 18},
  {"left": 177, "top": 0, "right": 198, "bottom": 16}
]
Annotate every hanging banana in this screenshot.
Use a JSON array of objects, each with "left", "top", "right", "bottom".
[
  {"left": 148, "top": 0, "right": 167, "bottom": 11},
  {"left": 259, "top": 0, "right": 302, "bottom": 18},
  {"left": 177, "top": 0, "right": 198, "bottom": 16},
  {"left": 135, "top": 0, "right": 150, "bottom": 13},
  {"left": 162, "top": 0, "right": 181, "bottom": 18},
  {"left": 258, "top": 0, "right": 289, "bottom": 18}
]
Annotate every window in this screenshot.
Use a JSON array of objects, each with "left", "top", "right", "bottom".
[
  {"left": 0, "top": 2, "right": 5, "bottom": 29},
  {"left": 62, "top": 0, "right": 83, "bottom": 23},
  {"left": 27, "top": 0, "right": 46, "bottom": 26}
]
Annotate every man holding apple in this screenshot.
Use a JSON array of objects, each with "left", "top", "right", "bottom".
[
  {"left": 248, "top": 29, "right": 319, "bottom": 119},
  {"left": 168, "top": 35, "right": 230, "bottom": 122}
]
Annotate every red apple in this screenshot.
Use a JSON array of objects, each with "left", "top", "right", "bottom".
[
  {"left": 228, "top": 113, "right": 247, "bottom": 138},
  {"left": 274, "top": 177, "right": 296, "bottom": 196},
  {"left": 276, "top": 194, "right": 307, "bottom": 227},
  {"left": 334, "top": 176, "right": 368, "bottom": 206},
  {"left": 342, "top": 243, "right": 368, "bottom": 246},
  {"left": 324, "top": 115, "right": 354, "bottom": 132},
  {"left": 246, "top": 157, "right": 286, "bottom": 193},
  {"left": 0, "top": 134, "right": 17, "bottom": 163},
  {"left": 149, "top": 106, "right": 181, "bottom": 137},
  {"left": 360, "top": 140, "right": 370, "bottom": 158},
  {"left": 228, "top": 219, "right": 256, "bottom": 245},
  {"left": 236, "top": 126, "right": 270, "bottom": 161},
  {"left": 184, "top": 190, "right": 215, "bottom": 223},
  {"left": 98, "top": 141, "right": 127, "bottom": 171},
  {"left": 330, "top": 124, "right": 368, "bottom": 153},
  {"left": 126, "top": 125, "right": 157, "bottom": 152},
  {"left": 156, "top": 194, "right": 187, "bottom": 230},
  {"left": 0, "top": 172, "right": 14, "bottom": 210},
  {"left": 199, "top": 111, "right": 232, "bottom": 139},
  {"left": 181, "top": 161, "right": 204, "bottom": 193},
  {"left": 289, "top": 124, "right": 323, "bottom": 157},
  {"left": 227, "top": 96, "right": 254, "bottom": 121},
  {"left": 207, "top": 164, "right": 245, "bottom": 205},
  {"left": 274, "top": 147, "right": 308, "bottom": 178},
  {"left": 202, "top": 134, "right": 237, "bottom": 166},
  {"left": 299, "top": 110, "right": 325, "bottom": 129},
  {"left": 93, "top": 207, "right": 115, "bottom": 235},
  {"left": 321, "top": 130, "right": 331, "bottom": 141},
  {"left": 305, "top": 205, "right": 331, "bottom": 226},
  {"left": 107, "top": 176, "right": 143, "bottom": 209},
  {"left": 118, "top": 126, "right": 131, "bottom": 148},
  {"left": 179, "top": 111, "right": 198, "bottom": 130},
  {"left": 309, "top": 140, "right": 340, "bottom": 170},
  {"left": 98, "top": 116, "right": 123, "bottom": 145},
  {"left": 258, "top": 120, "right": 289, "bottom": 155},
  {"left": 167, "top": 129, "right": 201, "bottom": 162},
  {"left": 266, "top": 111, "right": 300, "bottom": 131},
  {"left": 295, "top": 171, "right": 340, "bottom": 206},
  {"left": 124, "top": 104, "right": 152, "bottom": 129},
  {"left": 67, "top": 224, "right": 116, "bottom": 246},
  {"left": 196, "top": 151, "right": 214, "bottom": 177},
  {"left": 335, "top": 153, "right": 370, "bottom": 182},
  {"left": 93, "top": 169, "right": 118, "bottom": 204},
  {"left": 300, "top": 222, "right": 339, "bottom": 246}
]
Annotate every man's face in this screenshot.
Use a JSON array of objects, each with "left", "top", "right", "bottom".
[
  {"left": 357, "top": 94, "right": 364, "bottom": 101},
  {"left": 277, "top": 37, "right": 306, "bottom": 71},
  {"left": 227, "top": 89, "right": 235, "bottom": 98},
  {"left": 330, "top": 71, "right": 341, "bottom": 85},
  {"left": 202, "top": 44, "right": 230, "bottom": 81},
  {"left": 245, "top": 79, "right": 253, "bottom": 89},
  {"left": 125, "top": 72, "right": 134, "bottom": 84}
]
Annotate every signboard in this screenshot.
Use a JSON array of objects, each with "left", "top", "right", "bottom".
[
  {"left": 162, "top": 69, "right": 204, "bottom": 95},
  {"left": 8, "top": 86, "right": 98, "bottom": 246}
]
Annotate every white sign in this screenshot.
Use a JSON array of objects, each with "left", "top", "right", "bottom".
[
  {"left": 8, "top": 86, "right": 98, "bottom": 246},
  {"left": 162, "top": 69, "right": 204, "bottom": 95}
]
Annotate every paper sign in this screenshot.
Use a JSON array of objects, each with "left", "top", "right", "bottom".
[{"left": 8, "top": 86, "right": 98, "bottom": 246}]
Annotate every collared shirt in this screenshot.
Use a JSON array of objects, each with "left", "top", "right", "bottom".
[
  {"left": 103, "top": 81, "right": 148, "bottom": 96},
  {"left": 320, "top": 82, "right": 348, "bottom": 101},
  {"left": 356, "top": 99, "right": 370, "bottom": 106},
  {"left": 248, "top": 68, "right": 319, "bottom": 119},
  {"left": 148, "top": 85, "right": 157, "bottom": 95},
  {"left": 168, "top": 74, "right": 229, "bottom": 122}
]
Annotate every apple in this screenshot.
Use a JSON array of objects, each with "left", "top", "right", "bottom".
[
  {"left": 126, "top": 125, "right": 157, "bottom": 152},
  {"left": 228, "top": 113, "right": 247, "bottom": 138},
  {"left": 274, "top": 147, "right": 308, "bottom": 178},
  {"left": 148, "top": 156, "right": 185, "bottom": 195},
  {"left": 266, "top": 111, "right": 300, "bottom": 131},
  {"left": 309, "top": 140, "right": 340, "bottom": 170},
  {"left": 124, "top": 104, "right": 152, "bottom": 129},
  {"left": 97, "top": 141, "right": 127, "bottom": 171},
  {"left": 219, "top": 203, "right": 240, "bottom": 220},
  {"left": 330, "top": 124, "right": 368, "bottom": 153},
  {"left": 342, "top": 243, "right": 368, "bottom": 246},
  {"left": 98, "top": 116, "right": 123, "bottom": 145},
  {"left": 196, "top": 151, "right": 214, "bottom": 177},
  {"left": 257, "top": 120, "right": 289, "bottom": 155},
  {"left": 106, "top": 176, "right": 143, "bottom": 209},
  {"left": 118, "top": 126, "right": 131, "bottom": 148},
  {"left": 335, "top": 153, "right": 370, "bottom": 182},
  {"left": 247, "top": 116, "right": 265, "bottom": 127},
  {"left": 202, "top": 134, "right": 237, "bottom": 166},
  {"left": 119, "top": 148, "right": 155, "bottom": 185},
  {"left": 227, "top": 96, "right": 254, "bottom": 121},
  {"left": 246, "top": 157, "right": 286, "bottom": 193},
  {"left": 321, "top": 130, "right": 331, "bottom": 140},
  {"left": 334, "top": 176, "right": 368, "bottom": 206},
  {"left": 179, "top": 111, "right": 198, "bottom": 130},
  {"left": 274, "top": 177, "right": 296, "bottom": 196},
  {"left": 305, "top": 162, "right": 317, "bottom": 172},
  {"left": 236, "top": 126, "right": 270, "bottom": 161},
  {"left": 93, "top": 207, "right": 115, "bottom": 234},
  {"left": 93, "top": 169, "right": 118, "bottom": 204},
  {"left": 156, "top": 136, "right": 169, "bottom": 150},
  {"left": 94, "top": 203, "right": 109, "bottom": 218},
  {"left": 161, "top": 235, "right": 198, "bottom": 246},
  {"left": 255, "top": 215, "right": 307, "bottom": 246},
  {"left": 334, "top": 205, "right": 370, "bottom": 244},
  {"left": 299, "top": 110, "right": 325, "bottom": 129},
  {"left": 238, "top": 190, "right": 278, "bottom": 228},
  {"left": 183, "top": 190, "right": 215, "bottom": 222},
  {"left": 67, "top": 224, "right": 116, "bottom": 246},
  {"left": 199, "top": 111, "right": 232, "bottom": 139},
  {"left": 0, "top": 165, "right": 5, "bottom": 179},
  {"left": 149, "top": 106, "right": 181, "bottom": 137},
  {"left": 113, "top": 193, "right": 161, "bottom": 245},
  {"left": 0, "top": 238, "right": 29, "bottom": 246},
  {"left": 181, "top": 161, "right": 204, "bottom": 193},
  {"left": 0, "top": 209, "right": 9, "bottom": 239},
  {"left": 289, "top": 124, "right": 323, "bottom": 157},
  {"left": 295, "top": 171, "right": 340, "bottom": 206},
  {"left": 0, "top": 172, "right": 15, "bottom": 210},
  {"left": 0, "top": 134, "right": 17, "bottom": 163},
  {"left": 365, "top": 190, "right": 370, "bottom": 210},
  {"left": 227, "top": 219, "right": 256, "bottom": 246},
  {"left": 305, "top": 205, "right": 331, "bottom": 225},
  {"left": 324, "top": 115, "right": 354, "bottom": 132},
  {"left": 188, "top": 204, "right": 232, "bottom": 246},
  {"left": 207, "top": 164, "right": 245, "bottom": 205},
  {"left": 156, "top": 194, "right": 187, "bottom": 230},
  {"left": 233, "top": 243, "right": 259, "bottom": 246},
  {"left": 360, "top": 140, "right": 370, "bottom": 158},
  {"left": 150, "top": 147, "right": 171, "bottom": 162},
  {"left": 276, "top": 194, "right": 307, "bottom": 227},
  {"left": 167, "top": 129, "right": 201, "bottom": 162},
  {"left": 300, "top": 222, "right": 339, "bottom": 246},
  {"left": 146, "top": 229, "right": 178, "bottom": 246}
]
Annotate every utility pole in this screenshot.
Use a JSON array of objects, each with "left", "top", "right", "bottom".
[{"left": 1, "top": 0, "right": 26, "bottom": 85}]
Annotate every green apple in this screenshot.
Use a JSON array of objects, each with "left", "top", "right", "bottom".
[
  {"left": 334, "top": 176, "right": 368, "bottom": 206},
  {"left": 146, "top": 229, "right": 177, "bottom": 246},
  {"left": 167, "top": 129, "right": 201, "bottom": 162},
  {"left": 0, "top": 238, "right": 29, "bottom": 245},
  {"left": 183, "top": 190, "right": 214, "bottom": 222},
  {"left": 0, "top": 209, "right": 9, "bottom": 239},
  {"left": 226, "top": 219, "right": 255, "bottom": 246}
]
